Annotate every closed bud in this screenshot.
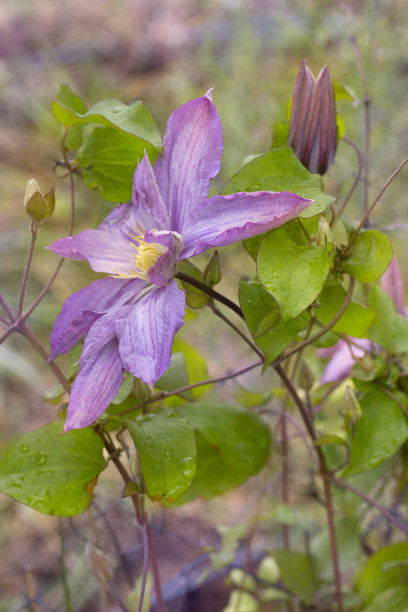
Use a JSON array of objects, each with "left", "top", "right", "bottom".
[
  {"left": 341, "top": 385, "right": 361, "bottom": 434},
  {"left": 298, "top": 361, "right": 314, "bottom": 392},
  {"left": 44, "top": 188, "right": 56, "bottom": 219},
  {"left": 203, "top": 250, "right": 222, "bottom": 287},
  {"left": 24, "top": 177, "right": 47, "bottom": 221},
  {"left": 317, "top": 217, "right": 336, "bottom": 249},
  {"left": 288, "top": 61, "right": 337, "bottom": 175}
]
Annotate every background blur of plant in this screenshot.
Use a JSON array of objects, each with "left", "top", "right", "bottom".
[{"left": 1, "top": 0, "right": 407, "bottom": 610}]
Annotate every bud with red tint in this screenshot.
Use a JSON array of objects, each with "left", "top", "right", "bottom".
[{"left": 288, "top": 60, "right": 337, "bottom": 175}]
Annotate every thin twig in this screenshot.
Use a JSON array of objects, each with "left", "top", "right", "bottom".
[
  {"left": 118, "top": 360, "right": 263, "bottom": 419},
  {"left": 279, "top": 277, "right": 355, "bottom": 362},
  {"left": 210, "top": 302, "right": 263, "bottom": 358},
  {"left": 334, "top": 476, "right": 408, "bottom": 537},
  {"left": 332, "top": 137, "right": 363, "bottom": 224},
  {"left": 18, "top": 222, "right": 39, "bottom": 316},
  {"left": 137, "top": 523, "right": 150, "bottom": 612},
  {"left": 146, "top": 522, "right": 164, "bottom": 612},
  {"left": 0, "top": 292, "right": 15, "bottom": 320},
  {"left": 175, "top": 271, "right": 244, "bottom": 319},
  {"left": 351, "top": 38, "right": 370, "bottom": 218},
  {"left": 58, "top": 518, "right": 73, "bottom": 612},
  {"left": 348, "top": 155, "right": 408, "bottom": 249}
]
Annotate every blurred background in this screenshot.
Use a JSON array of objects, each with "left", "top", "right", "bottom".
[{"left": 0, "top": 0, "right": 407, "bottom": 610}]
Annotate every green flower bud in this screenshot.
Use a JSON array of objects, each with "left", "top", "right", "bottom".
[
  {"left": 341, "top": 385, "right": 361, "bottom": 435},
  {"left": 24, "top": 177, "right": 46, "bottom": 221},
  {"left": 317, "top": 217, "right": 336, "bottom": 249},
  {"left": 203, "top": 249, "right": 222, "bottom": 287},
  {"left": 289, "top": 61, "right": 338, "bottom": 175},
  {"left": 298, "top": 361, "right": 315, "bottom": 392}
]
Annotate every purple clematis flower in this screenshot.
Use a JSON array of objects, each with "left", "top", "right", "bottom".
[{"left": 49, "top": 92, "right": 312, "bottom": 431}]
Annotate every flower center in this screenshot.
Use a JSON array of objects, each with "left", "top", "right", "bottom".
[{"left": 111, "top": 226, "right": 167, "bottom": 280}]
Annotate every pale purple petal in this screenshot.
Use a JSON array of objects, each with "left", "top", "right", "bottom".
[
  {"left": 132, "top": 153, "right": 170, "bottom": 230},
  {"left": 99, "top": 202, "right": 140, "bottom": 238},
  {"left": 79, "top": 306, "right": 130, "bottom": 361},
  {"left": 382, "top": 258, "right": 405, "bottom": 316},
  {"left": 48, "top": 229, "right": 136, "bottom": 276},
  {"left": 319, "top": 338, "right": 371, "bottom": 384},
  {"left": 181, "top": 191, "right": 312, "bottom": 258},
  {"left": 153, "top": 93, "right": 223, "bottom": 232},
  {"left": 64, "top": 339, "right": 123, "bottom": 432},
  {"left": 50, "top": 277, "right": 145, "bottom": 359},
  {"left": 115, "top": 281, "right": 185, "bottom": 386},
  {"left": 145, "top": 230, "right": 183, "bottom": 286}
]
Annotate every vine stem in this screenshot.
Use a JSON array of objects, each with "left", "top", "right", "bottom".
[
  {"left": 175, "top": 271, "right": 244, "bottom": 319},
  {"left": 348, "top": 155, "right": 408, "bottom": 249},
  {"left": 59, "top": 518, "right": 73, "bottom": 612},
  {"left": 18, "top": 221, "right": 39, "bottom": 316},
  {"left": 118, "top": 359, "right": 263, "bottom": 419},
  {"left": 206, "top": 288, "right": 345, "bottom": 612},
  {"left": 334, "top": 476, "right": 408, "bottom": 537},
  {"left": 332, "top": 137, "right": 364, "bottom": 224},
  {"left": 351, "top": 38, "right": 371, "bottom": 218}
]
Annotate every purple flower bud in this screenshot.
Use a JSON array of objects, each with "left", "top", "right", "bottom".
[{"left": 288, "top": 61, "right": 337, "bottom": 175}]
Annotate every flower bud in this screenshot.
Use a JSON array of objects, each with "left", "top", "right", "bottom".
[
  {"left": 317, "top": 217, "right": 336, "bottom": 249},
  {"left": 203, "top": 249, "right": 222, "bottom": 287},
  {"left": 288, "top": 61, "right": 337, "bottom": 175},
  {"left": 24, "top": 177, "right": 46, "bottom": 221},
  {"left": 298, "top": 361, "right": 315, "bottom": 392},
  {"left": 341, "top": 385, "right": 361, "bottom": 435}
]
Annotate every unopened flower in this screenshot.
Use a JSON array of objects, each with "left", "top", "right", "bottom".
[
  {"left": 288, "top": 60, "right": 337, "bottom": 175},
  {"left": 49, "top": 92, "right": 312, "bottom": 431}
]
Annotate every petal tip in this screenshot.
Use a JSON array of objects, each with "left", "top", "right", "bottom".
[{"left": 205, "top": 87, "right": 215, "bottom": 101}]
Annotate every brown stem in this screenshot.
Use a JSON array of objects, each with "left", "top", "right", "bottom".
[
  {"left": 332, "top": 137, "right": 363, "bottom": 224},
  {"left": 210, "top": 302, "right": 263, "bottom": 358},
  {"left": 348, "top": 155, "right": 408, "bottom": 249},
  {"left": 279, "top": 277, "right": 355, "bottom": 362},
  {"left": 138, "top": 523, "right": 150, "bottom": 612},
  {"left": 334, "top": 476, "right": 408, "bottom": 537},
  {"left": 351, "top": 38, "right": 370, "bottom": 218},
  {"left": 146, "top": 522, "right": 164, "bottom": 612},
  {"left": 118, "top": 359, "right": 263, "bottom": 419},
  {"left": 175, "top": 271, "right": 244, "bottom": 319},
  {"left": 18, "top": 222, "right": 39, "bottom": 316},
  {"left": 280, "top": 410, "right": 290, "bottom": 549}
]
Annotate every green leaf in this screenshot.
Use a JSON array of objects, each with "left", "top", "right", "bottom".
[
  {"left": 368, "top": 287, "right": 408, "bottom": 354},
  {"left": 126, "top": 409, "right": 197, "bottom": 503},
  {"left": 316, "top": 285, "right": 376, "bottom": 338},
  {"left": 341, "top": 230, "right": 392, "bottom": 283},
  {"left": 54, "top": 84, "right": 88, "bottom": 150},
  {"left": 77, "top": 127, "right": 158, "bottom": 202},
  {"left": 175, "top": 403, "right": 271, "bottom": 502},
  {"left": 257, "top": 228, "right": 330, "bottom": 321},
  {"left": 177, "top": 260, "right": 209, "bottom": 309},
  {"left": 342, "top": 390, "right": 408, "bottom": 477},
  {"left": 314, "top": 434, "right": 348, "bottom": 448},
  {"left": 239, "top": 278, "right": 310, "bottom": 366},
  {"left": 222, "top": 147, "right": 335, "bottom": 219},
  {"left": 172, "top": 338, "right": 210, "bottom": 398},
  {"left": 356, "top": 543, "right": 408, "bottom": 602},
  {"left": 52, "top": 96, "right": 162, "bottom": 149},
  {"left": 0, "top": 422, "right": 106, "bottom": 516},
  {"left": 361, "top": 586, "right": 408, "bottom": 612},
  {"left": 271, "top": 550, "right": 319, "bottom": 605}
]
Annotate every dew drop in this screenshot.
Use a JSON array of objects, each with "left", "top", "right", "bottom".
[
  {"left": 19, "top": 443, "right": 30, "bottom": 453},
  {"left": 34, "top": 452, "right": 47, "bottom": 466},
  {"left": 179, "top": 456, "right": 196, "bottom": 481}
]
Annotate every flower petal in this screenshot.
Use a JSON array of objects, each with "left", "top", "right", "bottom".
[
  {"left": 64, "top": 338, "right": 123, "bottom": 432},
  {"left": 132, "top": 153, "right": 170, "bottom": 230},
  {"left": 319, "top": 338, "right": 370, "bottom": 384},
  {"left": 145, "top": 230, "right": 183, "bottom": 286},
  {"left": 181, "top": 191, "right": 312, "bottom": 258},
  {"left": 382, "top": 258, "right": 405, "bottom": 316},
  {"left": 48, "top": 229, "right": 137, "bottom": 276},
  {"left": 153, "top": 93, "right": 223, "bottom": 232},
  {"left": 49, "top": 277, "right": 145, "bottom": 359},
  {"left": 115, "top": 281, "right": 185, "bottom": 386}
]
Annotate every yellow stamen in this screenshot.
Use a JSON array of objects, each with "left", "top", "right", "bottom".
[{"left": 111, "top": 227, "right": 167, "bottom": 280}]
